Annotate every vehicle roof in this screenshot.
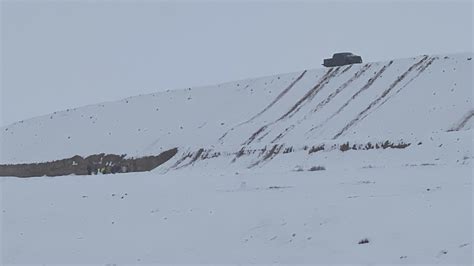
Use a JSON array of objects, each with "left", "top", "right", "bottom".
[{"left": 333, "top": 52, "right": 354, "bottom": 56}]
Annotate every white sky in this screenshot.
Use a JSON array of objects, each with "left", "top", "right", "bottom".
[{"left": 1, "top": 0, "right": 472, "bottom": 126}]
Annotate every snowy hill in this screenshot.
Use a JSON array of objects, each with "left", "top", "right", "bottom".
[
  {"left": 1, "top": 53, "right": 472, "bottom": 264},
  {"left": 1, "top": 53, "right": 472, "bottom": 165}
]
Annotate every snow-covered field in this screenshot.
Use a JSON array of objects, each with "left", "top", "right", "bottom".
[
  {"left": 2, "top": 164, "right": 471, "bottom": 264},
  {"left": 1, "top": 53, "right": 473, "bottom": 265}
]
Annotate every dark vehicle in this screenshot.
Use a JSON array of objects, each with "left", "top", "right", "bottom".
[{"left": 323, "top": 52, "right": 362, "bottom": 67}]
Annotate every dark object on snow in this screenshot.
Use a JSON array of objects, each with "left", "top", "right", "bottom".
[
  {"left": 323, "top": 52, "right": 362, "bottom": 67},
  {"left": 308, "top": 166, "right": 326, "bottom": 171},
  {"left": 0, "top": 148, "right": 178, "bottom": 178}
]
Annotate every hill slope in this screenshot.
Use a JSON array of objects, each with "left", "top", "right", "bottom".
[
  {"left": 1, "top": 53, "right": 472, "bottom": 165},
  {"left": 1, "top": 53, "right": 472, "bottom": 264}
]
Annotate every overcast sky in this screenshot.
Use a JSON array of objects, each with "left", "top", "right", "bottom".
[{"left": 1, "top": 0, "right": 472, "bottom": 126}]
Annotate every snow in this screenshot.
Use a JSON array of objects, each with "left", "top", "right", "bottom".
[
  {"left": 1, "top": 52, "right": 473, "bottom": 264},
  {"left": 2, "top": 164, "right": 471, "bottom": 264},
  {"left": 1, "top": 53, "right": 471, "bottom": 164}
]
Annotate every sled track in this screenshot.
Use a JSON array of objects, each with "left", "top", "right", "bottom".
[
  {"left": 277, "top": 67, "right": 341, "bottom": 122},
  {"left": 312, "top": 63, "right": 373, "bottom": 114},
  {"left": 241, "top": 67, "right": 340, "bottom": 145},
  {"left": 308, "top": 61, "right": 393, "bottom": 136},
  {"left": 219, "top": 70, "right": 307, "bottom": 142},
  {"left": 269, "top": 64, "right": 373, "bottom": 143},
  {"left": 449, "top": 109, "right": 474, "bottom": 131},
  {"left": 332, "top": 56, "right": 430, "bottom": 139},
  {"left": 362, "top": 56, "right": 438, "bottom": 126},
  {"left": 245, "top": 70, "right": 308, "bottom": 124},
  {"left": 248, "top": 144, "right": 284, "bottom": 168},
  {"left": 243, "top": 125, "right": 268, "bottom": 146},
  {"left": 270, "top": 124, "right": 295, "bottom": 143},
  {"left": 173, "top": 148, "right": 206, "bottom": 169},
  {"left": 340, "top": 64, "right": 353, "bottom": 75}
]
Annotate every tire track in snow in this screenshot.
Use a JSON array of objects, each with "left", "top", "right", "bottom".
[
  {"left": 241, "top": 67, "right": 340, "bottom": 146},
  {"left": 308, "top": 61, "right": 393, "bottom": 135},
  {"left": 218, "top": 70, "right": 307, "bottom": 142},
  {"left": 243, "top": 125, "right": 268, "bottom": 146},
  {"left": 248, "top": 144, "right": 284, "bottom": 168},
  {"left": 270, "top": 124, "right": 295, "bottom": 144},
  {"left": 332, "top": 56, "right": 430, "bottom": 139},
  {"left": 311, "top": 64, "right": 373, "bottom": 114},
  {"left": 276, "top": 67, "right": 341, "bottom": 122},
  {"left": 448, "top": 109, "right": 474, "bottom": 131},
  {"left": 358, "top": 57, "right": 438, "bottom": 128},
  {"left": 270, "top": 64, "right": 372, "bottom": 143},
  {"left": 340, "top": 64, "right": 353, "bottom": 75},
  {"left": 245, "top": 70, "right": 308, "bottom": 124}
]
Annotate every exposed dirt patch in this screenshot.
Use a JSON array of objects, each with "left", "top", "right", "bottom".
[
  {"left": 0, "top": 148, "right": 178, "bottom": 178},
  {"left": 339, "top": 140, "right": 410, "bottom": 151},
  {"left": 172, "top": 148, "right": 223, "bottom": 169},
  {"left": 249, "top": 144, "right": 284, "bottom": 168},
  {"left": 308, "top": 144, "right": 325, "bottom": 154}
]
